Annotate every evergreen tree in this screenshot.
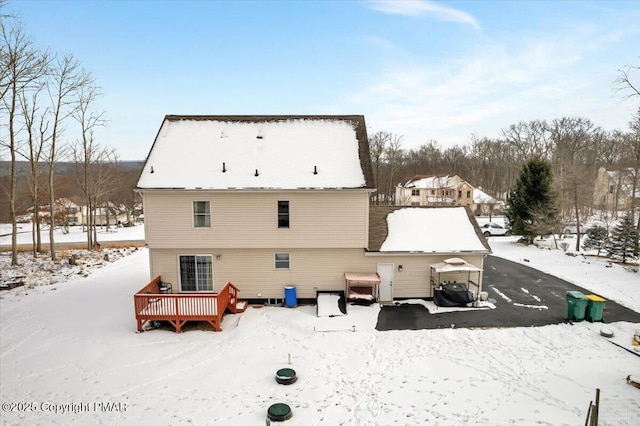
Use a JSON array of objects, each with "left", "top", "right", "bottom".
[
  {"left": 583, "top": 226, "right": 608, "bottom": 256},
  {"left": 607, "top": 212, "right": 640, "bottom": 264},
  {"left": 505, "top": 158, "right": 558, "bottom": 244}
]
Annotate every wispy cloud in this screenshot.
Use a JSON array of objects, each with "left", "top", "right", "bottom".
[
  {"left": 346, "top": 26, "right": 632, "bottom": 149},
  {"left": 360, "top": 36, "right": 396, "bottom": 50},
  {"left": 367, "top": 0, "right": 480, "bottom": 30}
]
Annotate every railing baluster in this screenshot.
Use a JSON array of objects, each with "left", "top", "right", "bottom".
[{"left": 136, "top": 280, "right": 238, "bottom": 331}]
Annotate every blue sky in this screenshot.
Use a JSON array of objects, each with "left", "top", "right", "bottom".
[{"left": 8, "top": 0, "right": 640, "bottom": 160}]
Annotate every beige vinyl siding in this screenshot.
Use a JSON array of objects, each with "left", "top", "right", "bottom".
[
  {"left": 142, "top": 190, "right": 370, "bottom": 249},
  {"left": 149, "top": 248, "right": 485, "bottom": 299},
  {"left": 366, "top": 253, "right": 485, "bottom": 298}
]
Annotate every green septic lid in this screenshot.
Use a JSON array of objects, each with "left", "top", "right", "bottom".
[
  {"left": 276, "top": 368, "right": 296, "bottom": 378},
  {"left": 566, "top": 291, "right": 586, "bottom": 299},
  {"left": 268, "top": 403, "right": 292, "bottom": 421}
]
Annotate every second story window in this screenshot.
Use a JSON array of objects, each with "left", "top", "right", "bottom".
[
  {"left": 467, "top": 190, "right": 471, "bottom": 198},
  {"left": 278, "top": 201, "right": 289, "bottom": 228},
  {"left": 193, "top": 201, "right": 211, "bottom": 228},
  {"left": 411, "top": 189, "right": 419, "bottom": 196},
  {"left": 458, "top": 190, "right": 462, "bottom": 199}
]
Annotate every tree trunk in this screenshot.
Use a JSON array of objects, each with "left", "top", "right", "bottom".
[{"left": 573, "top": 186, "right": 581, "bottom": 251}]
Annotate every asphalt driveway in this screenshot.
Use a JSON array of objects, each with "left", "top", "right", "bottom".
[{"left": 376, "top": 255, "right": 640, "bottom": 331}]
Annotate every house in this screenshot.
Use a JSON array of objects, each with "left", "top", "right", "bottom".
[
  {"left": 593, "top": 167, "right": 640, "bottom": 212},
  {"left": 135, "top": 115, "right": 489, "bottom": 307},
  {"left": 473, "top": 187, "right": 505, "bottom": 216},
  {"left": 368, "top": 205, "right": 490, "bottom": 300},
  {"left": 28, "top": 198, "right": 84, "bottom": 226},
  {"left": 83, "top": 202, "right": 129, "bottom": 226},
  {"left": 395, "top": 174, "right": 475, "bottom": 210}
]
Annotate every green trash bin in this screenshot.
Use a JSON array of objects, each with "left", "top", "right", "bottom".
[
  {"left": 566, "top": 291, "right": 587, "bottom": 321},
  {"left": 585, "top": 294, "right": 606, "bottom": 322}
]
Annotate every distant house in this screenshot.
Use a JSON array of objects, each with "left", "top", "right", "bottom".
[
  {"left": 84, "top": 202, "right": 129, "bottom": 226},
  {"left": 594, "top": 167, "right": 640, "bottom": 212},
  {"left": 473, "top": 187, "right": 505, "bottom": 216},
  {"left": 395, "top": 174, "right": 475, "bottom": 209},
  {"left": 135, "top": 115, "right": 490, "bottom": 303},
  {"left": 28, "top": 198, "right": 84, "bottom": 226}
]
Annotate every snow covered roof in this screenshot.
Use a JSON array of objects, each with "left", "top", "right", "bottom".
[
  {"left": 368, "top": 206, "right": 490, "bottom": 253},
  {"left": 473, "top": 187, "right": 504, "bottom": 205},
  {"left": 430, "top": 257, "right": 483, "bottom": 273},
  {"left": 136, "top": 115, "right": 375, "bottom": 190},
  {"left": 401, "top": 174, "right": 463, "bottom": 190}
]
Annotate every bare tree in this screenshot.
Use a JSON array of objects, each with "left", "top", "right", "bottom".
[
  {"left": 45, "top": 55, "right": 91, "bottom": 260},
  {"left": 624, "top": 108, "right": 640, "bottom": 234},
  {"left": 615, "top": 64, "right": 640, "bottom": 102},
  {"left": 368, "top": 131, "right": 389, "bottom": 205},
  {"left": 384, "top": 134, "right": 405, "bottom": 205},
  {"left": 110, "top": 166, "right": 142, "bottom": 225},
  {"left": 615, "top": 63, "right": 640, "bottom": 234},
  {"left": 502, "top": 120, "right": 552, "bottom": 161},
  {"left": 70, "top": 82, "right": 109, "bottom": 250},
  {"left": 405, "top": 139, "right": 444, "bottom": 176},
  {"left": 0, "top": 18, "right": 48, "bottom": 265},
  {"left": 18, "top": 83, "right": 50, "bottom": 256},
  {"left": 442, "top": 145, "right": 468, "bottom": 176},
  {"left": 550, "top": 117, "right": 599, "bottom": 250}
]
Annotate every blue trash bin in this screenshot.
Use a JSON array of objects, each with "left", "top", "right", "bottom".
[{"left": 284, "top": 286, "right": 297, "bottom": 308}]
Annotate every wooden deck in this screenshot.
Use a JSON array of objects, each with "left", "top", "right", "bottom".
[{"left": 134, "top": 276, "right": 247, "bottom": 332}]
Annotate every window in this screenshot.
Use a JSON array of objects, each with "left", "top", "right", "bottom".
[
  {"left": 458, "top": 190, "right": 462, "bottom": 198},
  {"left": 179, "top": 255, "right": 213, "bottom": 291},
  {"left": 431, "top": 190, "right": 435, "bottom": 195},
  {"left": 467, "top": 190, "right": 471, "bottom": 198},
  {"left": 411, "top": 189, "right": 420, "bottom": 196},
  {"left": 278, "top": 201, "right": 289, "bottom": 228},
  {"left": 193, "top": 201, "right": 211, "bottom": 227},
  {"left": 275, "top": 253, "right": 290, "bottom": 269},
  {"left": 411, "top": 201, "right": 420, "bottom": 206},
  {"left": 609, "top": 185, "right": 615, "bottom": 194}
]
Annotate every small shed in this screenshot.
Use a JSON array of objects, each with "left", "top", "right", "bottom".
[
  {"left": 429, "top": 257, "right": 483, "bottom": 298},
  {"left": 344, "top": 272, "right": 380, "bottom": 304}
]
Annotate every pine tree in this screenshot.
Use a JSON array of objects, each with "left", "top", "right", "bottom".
[
  {"left": 506, "top": 158, "right": 559, "bottom": 244},
  {"left": 583, "top": 226, "right": 608, "bottom": 256},
  {"left": 607, "top": 212, "right": 640, "bottom": 263}
]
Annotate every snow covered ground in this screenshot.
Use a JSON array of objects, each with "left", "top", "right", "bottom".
[
  {"left": 1, "top": 233, "right": 639, "bottom": 425},
  {"left": 0, "top": 222, "right": 145, "bottom": 246}
]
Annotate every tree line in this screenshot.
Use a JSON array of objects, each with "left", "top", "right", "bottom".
[
  {"left": 369, "top": 109, "right": 640, "bottom": 226},
  {"left": 506, "top": 157, "right": 639, "bottom": 263},
  {"left": 1, "top": 1, "right": 123, "bottom": 265}
]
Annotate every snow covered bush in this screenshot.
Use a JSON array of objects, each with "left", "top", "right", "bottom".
[
  {"left": 607, "top": 213, "right": 639, "bottom": 264},
  {"left": 583, "top": 225, "right": 609, "bottom": 256}
]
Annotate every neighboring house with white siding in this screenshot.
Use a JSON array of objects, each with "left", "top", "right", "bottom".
[
  {"left": 395, "top": 174, "right": 475, "bottom": 210},
  {"left": 473, "top": 187, "right": 505, "bottom": 216},
  {"left": 136, "top": 115, "right": 490, "bottom": 303}
]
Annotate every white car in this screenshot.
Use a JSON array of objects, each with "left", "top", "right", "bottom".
[{"left": 480, "top": 222, "right": 509, "bottom": 236}]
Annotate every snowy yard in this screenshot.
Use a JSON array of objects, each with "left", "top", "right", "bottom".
[{"left": 1, "top": 235, "right": 639, "bottom": 425}]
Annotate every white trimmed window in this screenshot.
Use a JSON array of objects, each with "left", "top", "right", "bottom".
[
  {"left": 193, "top": 201, "right": 211, "bottom": 227},
  {"left": 411, "top": 189, "right": 419, "bottom": 196},
  {"left": 179, "top": 255, "right": 213, "bottom": 291},
  {"left": 274, "top": 253, "right": 290, "bottom": 270}
]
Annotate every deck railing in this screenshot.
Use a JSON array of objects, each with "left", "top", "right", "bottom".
[{"left": 134, "top": 277, "right": 241, "bottom": 332}]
